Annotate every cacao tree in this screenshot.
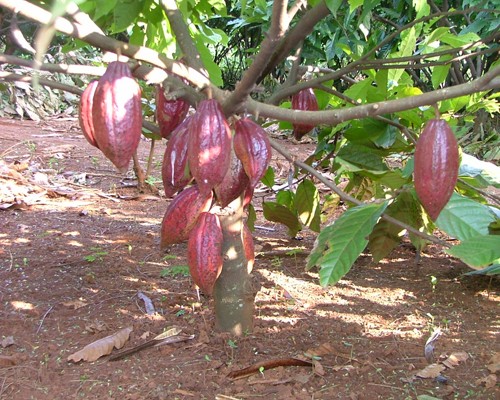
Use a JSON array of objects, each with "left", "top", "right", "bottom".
[{"left": 1, "top": 0, "right": 499, "bottom": 335}]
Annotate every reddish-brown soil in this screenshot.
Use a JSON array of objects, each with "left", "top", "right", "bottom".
[{"left": 0, "top": 118, "right": 498, "bottom": 400}]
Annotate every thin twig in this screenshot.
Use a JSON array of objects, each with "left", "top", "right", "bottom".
[{"left": 36, "top": 305, "right": 54, "bottom": 334}]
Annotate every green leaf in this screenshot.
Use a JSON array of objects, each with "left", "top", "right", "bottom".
[
  {"left": 440, "top": 32, "right": 481, "bottom": 48},
  {"left": 348, "top": 0, "right": 364, "bottom": 13},
  {"left": 261, "top": 166, "right": 275, "bottom": 188},
  {"left": 446, "top": 235, "right": 500, "bottom": 268},
  {"left": 344, "top": 78, "right": 373, "bottom": 103},
  {"left": 389, "top": 26, "right": 416, "bottom": 84},
  {"left": 325, "top": 0, "right": 343, "bottom": 16},
  {"left": 413, "top": 0, "right": 430, "bottom": 19},
  {"left": 369, "top": 192, "right": 419, "bottom": 262},
  {"left": 307, "top": 202, "right": 389, "bottom": 286},
  {"left": 337, "top": 143, "right": 388, "bottom": 173},
  {"left": 193, "top": 35, "right": 223, "bottom": 87},
  {"left": 276, "top": 190, "right": 294, "bottom": 209},
  {"left": 296, "top": 179, "right": 321, "bottom": 233},
  {"left": 262, "top": 202, "right": 302, "bottom": 237},
  {"left": 435, "top": 193, "right": 496, "bottom": 241},
  {"left": 247, "top": 203, "right": 256, "bottom": 231},
  {"left": 460, "top": 153, "right": 500, "bottom": 188},
  {"left": 114, "top": 0, "right": 145, "bottom": 32},
  {"left": 95, "top": 0, "right": 117, "bottom": 20},
  {"left": 431, "top": 57, "right": 452, "bottom": 89},
  {"left": 464, "top": 264, "right": 500, "bottom": 276}
]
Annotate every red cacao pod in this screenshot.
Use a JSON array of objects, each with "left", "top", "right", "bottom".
[
  {"left": 160, "top": 185, "right": 213, "bottom": 249},
  {"left": 187, "top": 99, "right": 232, "bottom": 195},
  {"left": 187, "top": 212, "right": 223, "bottom": 296},
  {"left": 291, "top": 88, "right": 318, "bottom": 140},
  {"left": 92, "top": 61, "right": 142, "bottom": 172},
  {"left": 414, "top": 119, "right": 459, "bottom": 220},
  {"left": 79, "top": 80, "right": 99, "bottom": 148},
  {"left": 214, "top": 148, "right": 250, "bottom": 208},
  {"left": 156, "top": 85, "right": 189, "bottom": 140},
  {"left": 242, "top": 222, "right": 255, "bottom": 273},
  {"left": 233, "top": 118, "right": 272, "bottom": 188},
  {"left": 162, "top": 116, "right": 193, "bottom": 198}
]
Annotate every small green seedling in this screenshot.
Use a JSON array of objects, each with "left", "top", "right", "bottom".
[
  {"left": 430, "top": 275, "right": 438, "bottom": 291},
  {"left": 160, "top": 265, "right": 190, "bottom": 278},
  {"left": 84, "top": 247, "right": 108, "bottom": 263}
]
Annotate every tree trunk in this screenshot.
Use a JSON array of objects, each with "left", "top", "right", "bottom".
[{"left": 213, "top": 197, "right": 256, "bottom": 335}]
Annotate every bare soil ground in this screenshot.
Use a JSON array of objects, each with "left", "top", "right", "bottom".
[{"left": 0, "top": 118, "right": 498, "bottom": 400}]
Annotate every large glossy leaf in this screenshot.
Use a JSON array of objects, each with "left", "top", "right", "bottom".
[
  {"left": 337, "top": 143, "right": 388, "bottom": 173},
  {"left": 446, "top": 235, "right": 500, "bottom": 268},
  {"left": 464, "top": 264, "right": 500, "bottom": 276},
  {"left": 296, "top": 179, "right": 321, "bottom": 232},
  {"left": 435, "top": 193, "right": 496, "bottom": 241},
  {"left": 262, "top": 202, "right": 302, "bottom": 237},
  {"left": 307, "top": 202, "right": 388, "bottom": 286},
  {"left": 114, "top": 0, "right": 145, "bottom": 32},
  {"left": 369, "top": 192, "right": 420, "bottom": 262}
]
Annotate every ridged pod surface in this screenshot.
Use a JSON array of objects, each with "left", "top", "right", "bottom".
[
  {"left": 187, "top": 99, "right": 232, "bottom": 195},
  {"left": 242, "top": 223, "right": 255, "bottom": 273},
  {"left": 187, "top": 212, "right": 223, "bottom": 296},
  {"left": 79, "top": 80, "right": 99, "bottom": 148},
  {"left": 291, "top": 88, "right": 318, "bottom": 140},
  {"left": 233, "top": 118, "right": 272, "bottom": 188},
  {"left": 414, "top": 119, "right": 459, "bottom": 220},
  {"left": 160, "top": 185, "right": 213, "bottom": 249},
  {"left": 92, "top": 61, "right": 142, "bottom": 172},
  {"left": 162, "top": 116, "right": 193, "bottom": 198},
  {"left": 156, "top": 85, "right": 189, "bottom": 139},
  {"left": 214, "top": 148, "right": 250, "bottom": 208}
]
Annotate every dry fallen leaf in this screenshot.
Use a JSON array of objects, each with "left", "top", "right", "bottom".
[
  {"left": 62, "top": 299, "right": 87, "bottom": 310},
  {"left": 476, "top": 374, "right": 497, "bottom": 389},
  {"left": 67, "top": 326, "right": 133, "bottom": 363},
  {"left": 85, "top": 320, "right": 108, "bottom": 333},
  {"left": 415, "top": 363, "right": 446, "bottom": 379},
  {"left": 312, "top": 359, "right": 325, "bottom": 376},
  {"left": 441, "top": 351, "right": 468, "bottom": 369},
  {"left": 1, "top": 336, "right": 15, "bottom": 348},
  {"left": 0, "top": 355, "right": 18, "bottom": 367},
  {"left": 305, "top": 342, "right": 334, "bottom": 358},
  {"left": 487, "top": 352, "right": 500, "bottom": 373}
]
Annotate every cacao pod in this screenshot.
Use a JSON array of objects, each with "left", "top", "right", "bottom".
[
  {"left": 291, "top": 88, "right": 318, "bottom": 140},
  {"left": 187, "top": 99, "right": 232, "bottom": 195},
  {"left": 160, "top": 185, "right": 213, "bottom": 249},
  {"left": 233, "top": 118, "right": 272, "bottom": 188},
  {"left": 414, "top": 119, "right": 459, "bottom": 221},
  {"left": 79, "top": 80, "right": 99, "bottom": 148},
  {"left": 92, "top": 61, "right": 142, "bottom": 172},
  {"left": 214, "top": 147, "right": 250, "bottom": 208},
  {"left": 187, "top": 212, "right": 223, "bottom": 296},
  {"left": 242, "top": 222, "right": 255, "bottom": 273},
  {"left": 156, "top": 85, "right": 190, "bottom": 140},
  {"left": 162, "top": 116, "right": 193, "bottom": 198}
]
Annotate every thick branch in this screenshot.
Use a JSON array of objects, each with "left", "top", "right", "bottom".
[
  {"left": 160, "top": 0, "right": 206, "bottom": 74},
  {"left": 255, "top": 1, "right": 330, "bottom": 84},
  {"left": 247, "top": 66, "right": 500, "bottom": 125},
  {"left": 0, "top": 0, "right": 223, "bottom": 100},
  {"left": 224, "top": 1, "right": 289, "bottom": 114}
]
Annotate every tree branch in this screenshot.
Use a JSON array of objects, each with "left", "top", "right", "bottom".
[
  {"left": 159, "top": 0, "right": 206, "bottom": 75},
  {"left": 223, "top": 1, "right": 289, "bottom": 115},
  {"left": 255, "top": 1, "right": 330, "bottom": 84},
  {"left": 247, "top": 65, "right": 500, "bottom": 125},
  {"left": 0, "top": 0, "right": 223, "bottom": 100}
]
